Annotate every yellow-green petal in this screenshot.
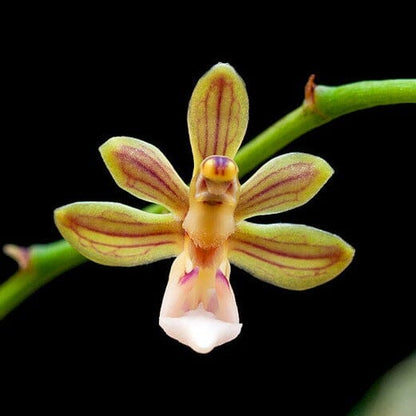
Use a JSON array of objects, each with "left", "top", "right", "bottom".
[
  {"left": 228, "top": 221, "right": 354, "bottom": 290},
  {"left": 188, "top": 63, "right": 249, "bottom": 174},
  {"left": 100, "top": 136, "right": 189, "bottom": 219},
  {"left": 236, "top": 153, "right": 334, "bottom": 221},
  {"left": 54, "top": 202, "right": 184, "bottom": 266}
]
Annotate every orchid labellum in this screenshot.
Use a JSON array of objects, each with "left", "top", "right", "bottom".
[{"left": 55, "top": 63, "right": 354, "bottom": 353}]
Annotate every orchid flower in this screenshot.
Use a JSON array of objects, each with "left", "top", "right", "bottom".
[{"left": 54, "top": 63, "right": 354, "bottom": 353}]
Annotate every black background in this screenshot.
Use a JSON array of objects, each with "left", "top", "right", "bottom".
[{"left": 1, "top": 8, "right": 415, "bottom": 415}]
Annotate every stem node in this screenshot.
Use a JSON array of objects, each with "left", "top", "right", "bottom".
[{"left": 3, "top": 244, "right": 31, "bottom": 271}]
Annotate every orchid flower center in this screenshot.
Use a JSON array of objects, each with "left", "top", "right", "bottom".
[{"left": 182, "top": 155, "right": 240, "bottom": 249}]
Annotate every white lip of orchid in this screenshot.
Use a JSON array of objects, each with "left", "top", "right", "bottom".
[
  {"left": 159, "top": 304, "right": 242, "bottom": 354},
  {"left": 159, "top": 237, "right": 241, "bottom": 352}
]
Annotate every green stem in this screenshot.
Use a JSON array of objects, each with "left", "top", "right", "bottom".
[
  {"left": 1, "top": 78, "right": 415, "bottom": 318},
  {"left": 235, "top": 79, "right": 416, "bottom": 177},
  {"left": 0, "top": 241, "right": 87, "bottom": 319}
]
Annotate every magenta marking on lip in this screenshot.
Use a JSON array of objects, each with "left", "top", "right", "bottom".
[
  {"left": 216, "top": 269, "right": 230, "bottom": 287},
  {"left": 179, "top": 267, "right": 200, "bottom": 285}
]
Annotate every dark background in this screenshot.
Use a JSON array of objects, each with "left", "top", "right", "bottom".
[{"left": 1, "top": 8, "right": 414, "bottom": 415}]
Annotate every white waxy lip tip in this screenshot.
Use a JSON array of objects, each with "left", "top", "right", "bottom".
[{"left": 159, "top": 305, "right": 242, "bottom": 353}]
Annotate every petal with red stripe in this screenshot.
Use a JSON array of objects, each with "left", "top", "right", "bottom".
[
  {"left": 228, "top": 221, "right": 354, "bottom": 290},
  {"left": 100, "top": 137, "right": 189, "bottom": 218},
  {"left": 236, "top": 153, "right": 334, "bottom": 221},
  {"left": 188, "top": 63, "right": 249, "bottom": 174},
  {"left": 54, "top": 202, "right": 184, "bottom": 266}
]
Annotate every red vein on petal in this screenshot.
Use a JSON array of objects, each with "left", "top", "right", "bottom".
[
  {"left": 201, "top": 90, "right": 209, "bottom": 157},
  {"left": 63, "top": 217, "right": 180, "bottom": 258},
  {"left": 78, "top": 225, "right": 179, "bottom": 239},
  {"left": 213, "top": 77, "right": 225, "bottom": 155},
  {"left": 239, "top": 164, "right": 315, "bottom": 212},
  {"left": 215, "top": 77, "right": 240, "bottom": 156},
  {"left": 89, "top": 240, "right": 177, "bottom": 259},
  {"left": 222, "top": 85, "right": 236, "bottom": 155},
  {"left": 116, "top": 146, "right": 185, "bottom": 204},
  {"left": 232, "top": 247, "right": 337, "bottom": 274},
  {"left": 196, "top": 75, "right": 240, "bottom": 159},
  {"left": 231, "top": 238, "right": 342, "bottom": 272},
  {"left": 236, "top": 236, "right": 340, "bottom": 259},
  {"left": 84, "top": 238, "right": 177, "bottom": 250},
  {"left": 67, "top": 215, "right": 181, "bottom": 238},
  {"left": 221, "top": 79, "right": 239, "bottom": 155}
]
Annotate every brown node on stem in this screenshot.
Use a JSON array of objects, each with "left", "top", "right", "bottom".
[
  {"left": 303, "top": 74, "right": 328, "bottom": 119},
  {"left": 304, "top": 74, "right": 317, "bottom": 106},
  {"left": 3, "top": 244, "right": 31, "bottom": 271}
]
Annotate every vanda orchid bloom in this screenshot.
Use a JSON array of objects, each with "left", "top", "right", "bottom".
[{"left": 54, "top": 63, "right": 354, "bottom": 353}]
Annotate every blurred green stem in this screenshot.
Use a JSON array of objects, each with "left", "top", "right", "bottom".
[
  {"left": 1, "top": 77, "right": 415, "bottom": 318},
  {"left": 0, "top": 241, "right": 86, "bottom": 319}
]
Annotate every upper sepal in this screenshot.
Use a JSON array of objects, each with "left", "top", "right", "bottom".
[
  {"left": 236, "top": 153, "right": 334, "bottom": 221},
  {"left": 188, "top": 63, "right": 249, "bottom": 174},
  {"left": 54, "top": 201, "right": 184, "bottom": 266},
  {"left": 100, "top": 136, "right": 189, "bottom": 218}
]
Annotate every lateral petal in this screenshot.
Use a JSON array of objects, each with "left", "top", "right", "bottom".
[
  {"left": 236, "top": 153, "right": 334, "bottom": 221},
  {"left": 228, "top": 221, "right": 354, "bottom": 290},
  {"left": 188, "top": 63, "right": 249, "bottom": 174},
  {"left": 54, "top": 202, "right": 184, "bottom": 266},
  {"left": 100, "top": 136, "right": 189, "bottom": 218}
]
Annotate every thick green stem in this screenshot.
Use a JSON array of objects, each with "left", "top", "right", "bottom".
[{"left": 1, "top": 78, "right": 415, "bottom": 318}]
